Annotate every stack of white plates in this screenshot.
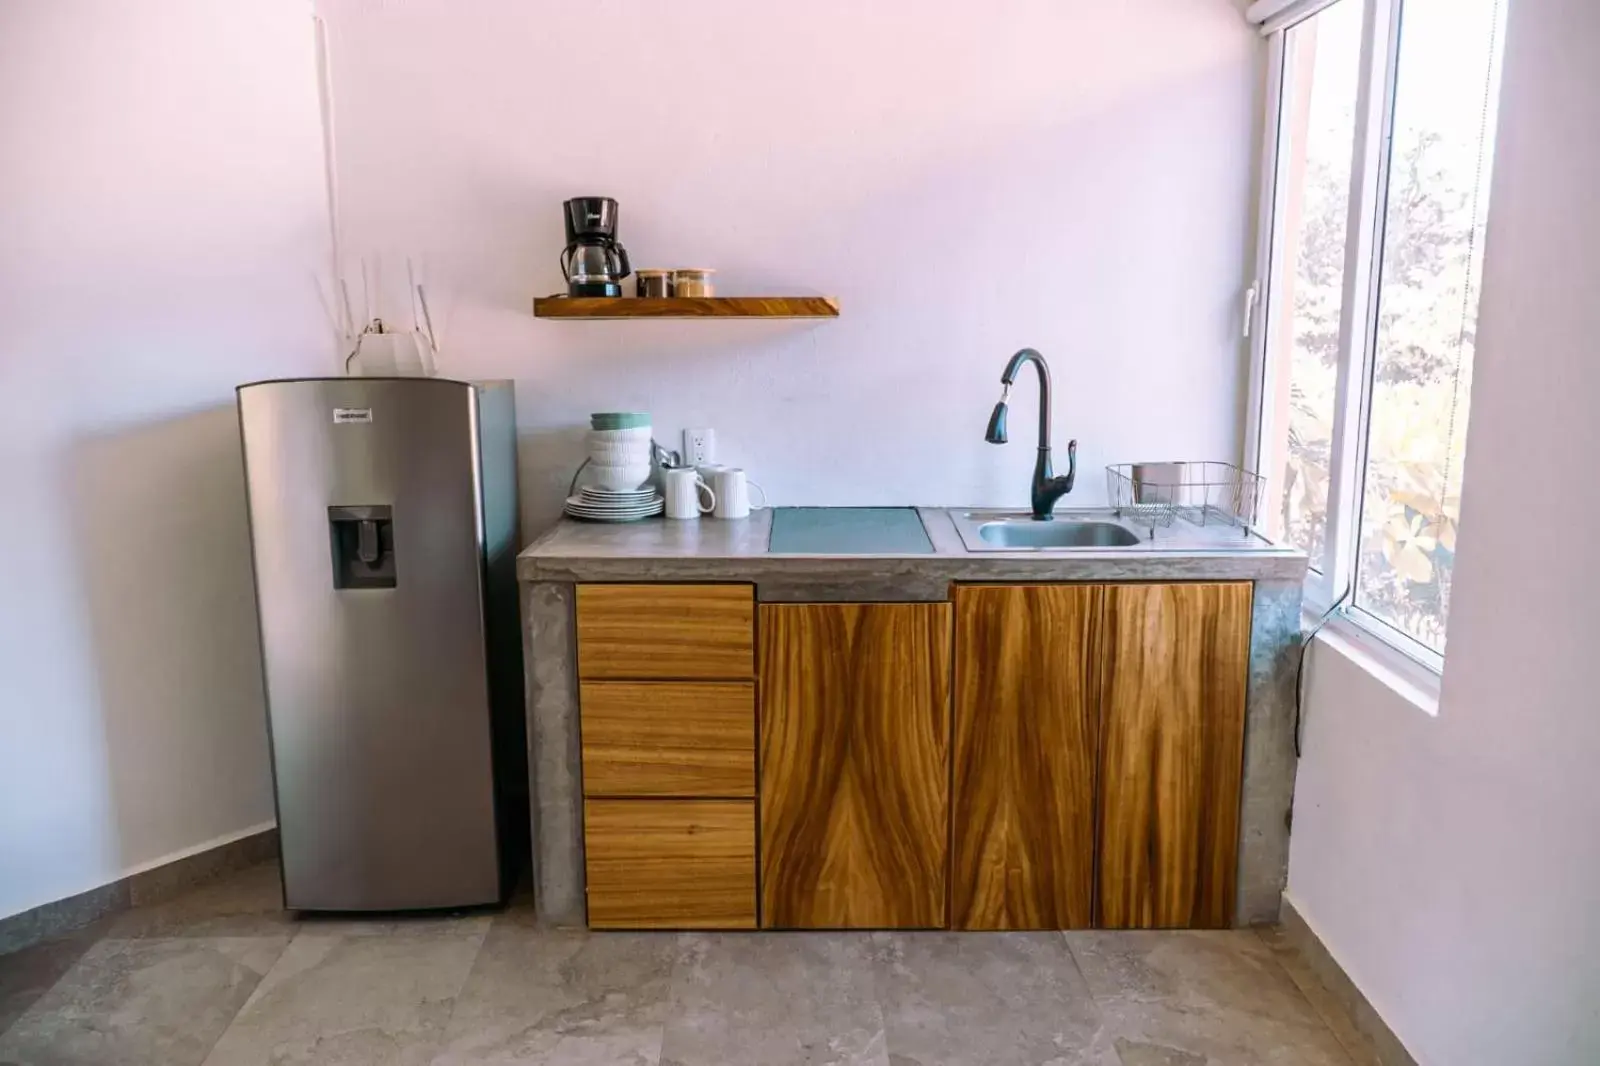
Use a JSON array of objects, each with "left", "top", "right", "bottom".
[{"left": 565, "top": 486, "right": 664, "bottom": 522}]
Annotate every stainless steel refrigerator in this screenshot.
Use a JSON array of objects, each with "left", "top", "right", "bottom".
[{"left": 237, "top": 377, "right": 525, "bottom": 911}]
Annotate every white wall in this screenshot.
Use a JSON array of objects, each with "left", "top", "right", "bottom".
[
  {"left": 1286, "top": 1, "right": 1600, "bottom": 1062},
  {"left": 0, "top": 0, "right": 1259, "bottom": 921},
  {"left": 318, "top": 0, "right": 1261, "bottom": 532},
  {"left": 0, "top": 1, "right": 331, "bottom": 919}
]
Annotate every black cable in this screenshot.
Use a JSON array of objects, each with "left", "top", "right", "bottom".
[
  {"left": 1294, "top": 583, "right": 1353, "bottom": 758},
  {"left": 344, "top": 319, "right": 382, "bottom": 376}
]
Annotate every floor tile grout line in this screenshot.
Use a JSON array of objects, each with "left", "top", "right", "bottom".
[
  {"left": 861, "top": 931, "right": 891, "bottom": 1066},
  {"left": 1065, "top": 927, "right": 1366, "bottom": 1065},
  {"left": 196, "top": 919, "right": 497, "bottom": 1066},
  {"left": 0, "top": 929, "right": 104, "bottom": 1044},
  {"left": 427, "top": 922, "right": 499, "bottom": 1066},
  {"left": 657, "top": 929, "right": 698, "bottom": 1066},
  {"left": 1, "top": 933, "right": 300, "bottom": 1066},
  {"left": 1058, "top": 927, "right": 1125, "bottom": 1057},
  {"left": 424, "top": 919, "right": 499, "bottom": 1066},
  {"left": 1251, "top": 928, "right": 1344, "bottom": 1050},
  {"left": 188, "top": 929, "right": 304, "bottom": 1066},
  {"left": 1059, "top": 929, "right": 1114, "bottom": 1009},
  {"left": 1252, "top": 926, "right": 1367, "bottom": 1066},
  {"left": 221, "top": 927, "right": 307, "bottom": 1018},
  {"left": 1268, "top": 927, "right": 1384, "bottom": 1066},
  {"left": 189, "top": 982, "right": 256, "bottom": 1066},
  {"left": 0, "top": 941, "right": 81, "bottom": 1057}
]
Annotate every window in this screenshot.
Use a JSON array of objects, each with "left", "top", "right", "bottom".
[
  {"left": 1261, "top": 0, "right": 1365, "bottom": 565},
  {"left": 1250, "top": 0, "right": 1508, "bottom": 663}
]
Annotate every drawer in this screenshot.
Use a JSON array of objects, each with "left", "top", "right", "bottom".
[
  {"left": 581, "top": 682, "right": 755, "bottom": 797},
  {"left": 576, "top": 584, "right": 754, "bottom": 680},
  {"left": 583, "top": 799, "right": 756, "bottom": 929}
]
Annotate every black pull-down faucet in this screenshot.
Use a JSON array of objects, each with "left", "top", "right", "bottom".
[{"left": 984, "top": 348, "right": 1077, "bottom": 520}]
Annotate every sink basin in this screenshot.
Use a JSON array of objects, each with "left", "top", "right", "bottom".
[{"left": 975, "top": 519, "right": 1143, "bottom": 550}]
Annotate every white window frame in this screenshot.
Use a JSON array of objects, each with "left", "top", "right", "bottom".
[{"left": 1244, "top": 0, "right": 1451, "bottom": 684}]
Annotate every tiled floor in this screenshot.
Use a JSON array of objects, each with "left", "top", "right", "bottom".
[{"left": 0, "top": 863, "right": 1377, "bottom": 1066}]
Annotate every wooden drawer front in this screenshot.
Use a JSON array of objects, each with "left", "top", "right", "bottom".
[
  {"left": 584, "top": 799, "right": 756, "bottom": 929},
  {"left": 576, "top": 584, "right": 753, "bottom": 680},
  {"left": 580, "top": 682, "right": 755, "bottom": 797}
]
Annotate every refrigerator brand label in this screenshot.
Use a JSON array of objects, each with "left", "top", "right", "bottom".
[{"left": 332, "top": 407, "right": 373, "bottom": 424}]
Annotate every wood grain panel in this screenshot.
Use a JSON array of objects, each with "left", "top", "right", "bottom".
[
  {"left": 759, "top": 603, "right": 951, "bottom": 929},
  {"left": 1096, "top": 582, "right": 1252, "bottom": 929},
  {"left": 580, "top": 682, "right": 755, "bottom": 797},
  {"left": 534, "top": 296, "right": 839, "bottom": 319},
  {"left": 951, "top": 585, "right": 1100, "bottom": 930},
  {"left": 583, "top": 799, "right": 756, "bottom": 929},
  {"left": 576, "top": 584, "right": 753, "bottom": 680}
]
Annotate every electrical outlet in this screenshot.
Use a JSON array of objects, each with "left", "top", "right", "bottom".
[{"left": 683, "top": 428, "right": 715, "bottom": 467}]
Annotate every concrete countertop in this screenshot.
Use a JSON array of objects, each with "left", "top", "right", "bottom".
[{"left": 516, "top": 507, "right": 1307, "bottom": 598}]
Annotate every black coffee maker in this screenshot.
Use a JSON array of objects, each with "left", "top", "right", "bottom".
[{"left": 560, "top": 197, "right": 631, "bottom": 297}]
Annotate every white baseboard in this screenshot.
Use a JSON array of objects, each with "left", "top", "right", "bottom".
[
  {"left": 119, "top": 819, "right": 278, "bottom": 880},
  {"left": 1, "top": 821, "right": 280, "bottom": 955}
]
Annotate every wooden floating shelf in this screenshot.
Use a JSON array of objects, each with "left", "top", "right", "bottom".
[{"left": 533, "top": 296, "right": 840, "bottom": 320}]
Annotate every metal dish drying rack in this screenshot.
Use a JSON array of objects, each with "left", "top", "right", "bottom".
[{"left": 1106, "top": 462, "right": 1263, "bottom": 537}]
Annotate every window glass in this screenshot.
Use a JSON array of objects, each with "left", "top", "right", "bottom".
[
  {"left": 1262, "top": 0, "right": 1365, "bottom": 563},
  {"left": 1353, "top": 0, "right": 1507, "bottom": 651}
]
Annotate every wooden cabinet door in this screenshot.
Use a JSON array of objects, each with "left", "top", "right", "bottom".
[
  {"left": 1096, "top": 582, "right": 1252, "bottom": 929},
  {"left": 951, "top": 585, "right": 1100, "bottom": 930},
  {"left": 759, "top": 602, "right": 951, "bottom": 928}
]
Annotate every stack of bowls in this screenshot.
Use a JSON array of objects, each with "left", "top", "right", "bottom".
[{"left": 588, "top": 412, "right": 653, "bottom": 491}]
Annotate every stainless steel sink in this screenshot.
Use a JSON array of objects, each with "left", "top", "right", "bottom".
[
  {"left": 978, "top": 520, "right": 1141, "bottom": 549},
  {"left": 952, "top": 510, "right": 1146, "bottom": 551}
]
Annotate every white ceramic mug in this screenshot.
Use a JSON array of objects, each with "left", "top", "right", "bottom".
[
  {"left": 712, "top": 467, "right": 768, "bottom": 520},
  {"left": 662, "top": 467, "right": 715, "bottom": 520}
]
